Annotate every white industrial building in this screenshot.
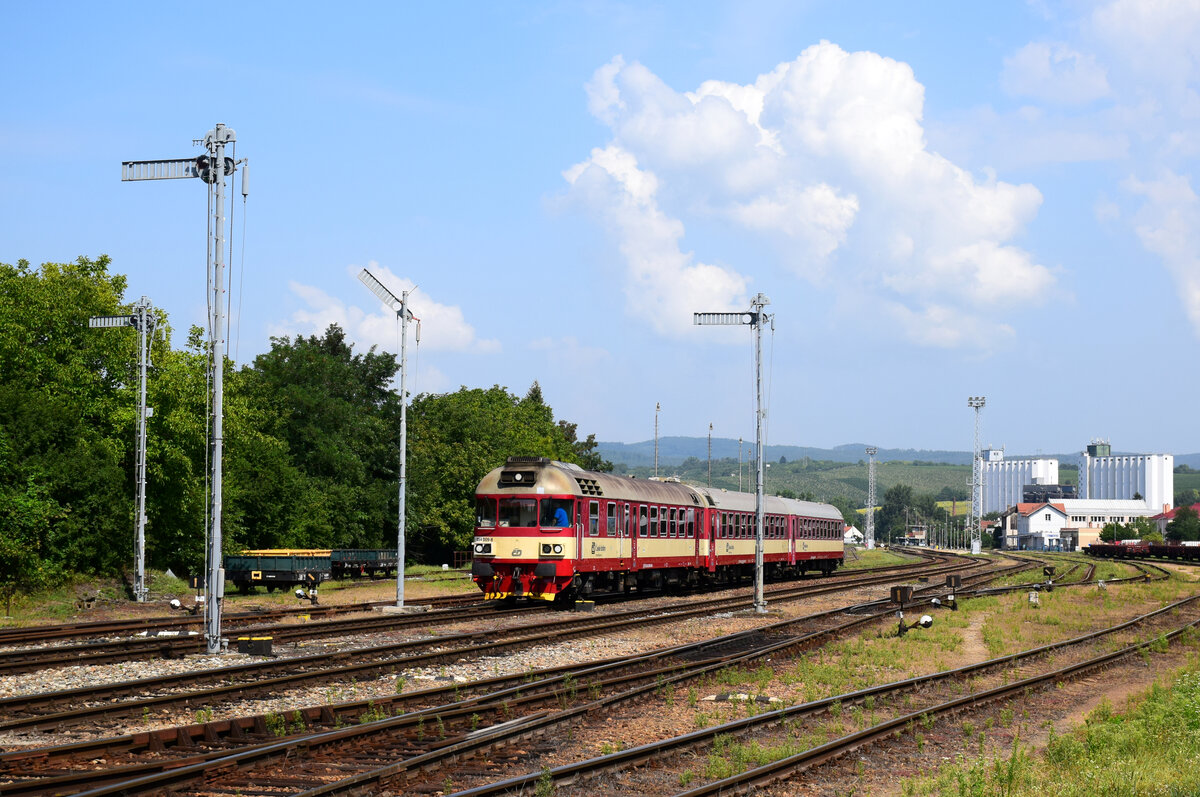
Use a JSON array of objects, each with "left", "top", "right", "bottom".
[
  {"left": 980, "top": 449, "right": 1059, "bottom": 516},
  {"left": 1080, "top": 442, "right": 1173, "bottom": 514}
]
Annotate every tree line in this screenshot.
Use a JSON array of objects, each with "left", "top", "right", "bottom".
[{"left": 0, "top": 257, "right": 608, "bottom": 597}]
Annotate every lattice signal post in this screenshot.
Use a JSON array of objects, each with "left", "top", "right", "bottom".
[
  {"left": 865, "top": 446, "right": 877, "bottom": 550},
  {"left": 358, "top": 269, "right": 419, "bottom": 608},
  {"left": 695, "top": 294, "right": 773, "bottom": 614},
  {"left": 89, "top": 299, "right": 157, "bottom": 603},
  {"left": 122, "top": 124, "right": 248, "bottom": 653},
  {"left": 967, "top": 396, "right": 986, "bottom": 555}
]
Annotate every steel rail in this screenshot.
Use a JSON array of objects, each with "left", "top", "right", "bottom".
[
  {"left": 0, "top": 601, "right": 542, "bottom": 676},
  {"left": 447, "top": 592, "right": 1200, "bottom": 797},
  {"left": 53, "top": 601, "right": 902, "bottom": 796},
  {"left": 0, "top": 556, "right": 990, "bottom": 733},
  {"left": 675, "top": 601, "right": 1200, "bottom": 796},
  {"left": 0, "top": 594, "right": 481, "bottom": 647}
]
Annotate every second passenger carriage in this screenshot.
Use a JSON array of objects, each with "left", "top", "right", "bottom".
[{"left": 471, "top": 457, "right": 845, "bottom": 602}]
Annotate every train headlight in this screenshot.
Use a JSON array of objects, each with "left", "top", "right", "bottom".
[
  {"left": 553, "top": 544, "right": 563, "bottom": 554},
  {"left": 474, "top": 542, "right": 492, "bottom": 555},
  {"left": 542, "top": 544, "right": 552, "bottom": 554}
]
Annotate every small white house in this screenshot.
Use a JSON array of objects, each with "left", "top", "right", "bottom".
[
  {"left": 1016, "top": 502, "right": 1068, "bottom": 551},
  {"left": 843, "top": 525, "right": 863, "bottom": 545}
]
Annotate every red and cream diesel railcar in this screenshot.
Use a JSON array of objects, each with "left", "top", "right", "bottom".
[{"left": 470, "top": 457, "right": 845, "bottom": 602}]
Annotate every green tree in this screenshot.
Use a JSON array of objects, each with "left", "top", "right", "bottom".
[
  {"left": 1126, "top": 517, "right": 1159, "bottom": 542},
  {"left": 0, "top": 257, "right": 137, "bottom": 577},
  {"left": 1166, "top": 506, "right": 1200, "bottom": 543},
  {"left": 1099, "top": 522, "right": 1122, "bottom": 543},
  {"left": 406, "top": 383, "right": 601, "bottom": 560},
  {"left": 233, "top": 324, "right": 402, "bottom": 551},
  {"left": 876, "top": 484, "right": 914, "bottom": 544}
]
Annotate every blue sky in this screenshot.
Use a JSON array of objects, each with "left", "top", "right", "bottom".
[{"left": 6, "top": 1, "right": 1200, "bottom": 455}]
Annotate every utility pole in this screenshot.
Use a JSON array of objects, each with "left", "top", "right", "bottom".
[
  {"left": 707, "top": 423, "right": 713, "bottom": 487},
  {"left": 695, "top": 294, "right": 773, "bottom": 614},
  {"left": 358, "top": 269, "right": 419, "bottom": 609},
  {"left": 738, "top": 437, "right": 744, "bottom": 492},
  {"left": 122, "top": 123, "right": 247, "bottom": 653},
  {"left": 89, "top": 298, "right": 157, "bottom": 602},
  {"left": 865, "top": 446, "right": 877, "bottom": 550},
  {"left": 654, "top": 403, "right": 661, "bottom": 478},
  {"left": 967, "top": 397, "right": 986, "bottom": 555}
]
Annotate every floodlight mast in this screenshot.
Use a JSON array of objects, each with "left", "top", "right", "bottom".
[
  {"left": 694, "top": 294, "right": 772, "bottom": 615},
  {"left": 122, "top": 123, "right": 247, "bottom": 653},
  {"left": 89, "top": 299, "right": 156, "bottom": 602},
  {"left": 967, "top": 396, "right": 986, "bottom": 555},
  {"left": 357, "top": 268, "right": 416, "bottom": 609},
  {"left": 865, "top": 446, "right": 877, "bottom": 550}
]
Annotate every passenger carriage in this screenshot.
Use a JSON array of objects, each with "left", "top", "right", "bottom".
[{"left": 471, "top": 457, "right": 845, "bottom": 603}]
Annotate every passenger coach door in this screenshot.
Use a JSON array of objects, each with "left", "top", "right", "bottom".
[
  {"left": 576, "top": 500, "right": 585, "bottom": 567},
  {"left": 619, "top": 503, "right": 629, "bottom": 567}
]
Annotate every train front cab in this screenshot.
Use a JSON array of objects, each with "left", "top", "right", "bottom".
[{"left": 472, "top": 487, "right": 578, "bottom": 603}]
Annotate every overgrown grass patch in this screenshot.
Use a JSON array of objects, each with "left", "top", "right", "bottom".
[{"left": 901, "top": 657, "right": 1200, "bottom": 796}]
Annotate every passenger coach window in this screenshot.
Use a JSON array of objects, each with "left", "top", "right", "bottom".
[
  {"left": 589, "top": 501, "right": 600, "bottom": 536},
  {"left": 539, "top": 499, "right": 573, "bottom": 528},
  {"left": 498, "top": 498, "right": 538, "bottom": 528},
  {"left": 650, "top": 506, "right": 659, "bottom": 537},
  {"left": 639, "top": 506, "right": 648, "bottom": 537},
  {"left": 669, "top": 508, "right": 677, "bottom": 538},
  {"left": 475, "top": 498, "right": 496, "bottom": 528},
  {"left": 687, "top": 508, "right": 695, "bottom": 538},
  {"left": 607, "top": 503, "right": 617, "bottom": 535}
]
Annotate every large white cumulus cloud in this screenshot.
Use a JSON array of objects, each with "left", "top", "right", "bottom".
[
  {"left": 566, "top": 42, "right": 1052, "bottom": 346},
  {"left": 270, "top": 263, "right": 501, "bottom": 356}
]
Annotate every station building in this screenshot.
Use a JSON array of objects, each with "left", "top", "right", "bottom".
[{"left": 997, "top": 499, "right": 1159, "bottom": 551}]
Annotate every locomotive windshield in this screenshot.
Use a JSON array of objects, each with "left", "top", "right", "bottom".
[
  {"left": 475, "top": 498, "right": 496, "bottom": 528},
  {"left": 494, "top": 497, "right": 573, "bottom": 528},
  {"left": 498, "top": 498, "right": 538, "bottom": 527},
  {"left": 539, "top": 499, "right": 573, "bottom": 528}
]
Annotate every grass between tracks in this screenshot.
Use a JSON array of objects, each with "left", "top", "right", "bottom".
[
  {"left": 661, "top": 570, "right": 1200, "bottom": 791},
  {"left": 899, "top": 647, "right": 1200, "bottom": 797}
]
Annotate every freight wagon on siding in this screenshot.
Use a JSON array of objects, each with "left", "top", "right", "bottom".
[
  {"left": 223, "top": 549, "right": 399, "bottom": 593},
  {"left": 1085, "top": 542, "right": 1200, "bottom": 562}
]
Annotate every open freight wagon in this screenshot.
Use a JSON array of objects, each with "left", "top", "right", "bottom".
[{"left": 223, "top": 548, "right": 398, "bottom": 593}]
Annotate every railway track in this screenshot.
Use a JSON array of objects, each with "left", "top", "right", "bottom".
[
  {"left": 0, "top": 591, "right": 932, "bottom": 795},
  {"left": 10, "top": 563, "right": 1188, "bottom": 796},
  {"left": 0, "top": 555, "right": 999, "bottom": 741},
  {"left": 0, "top": 593, "right": 481, "bottom": 647},
  {"left": 0, "top": 551, "right": 972, "bottom": 675},
  {"left": 446, "top": 592, "right": 1200, "bottom": 797},
  {"left": 0, "top": 601, "right": 545, "bottom": 676}
]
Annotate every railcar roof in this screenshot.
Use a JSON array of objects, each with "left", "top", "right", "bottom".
[
  {"left": 478, "top": 460, "right": 843, "bottom": 520},
  {"left": 700, "top": 488, "right": 843, "bottom": 519}
]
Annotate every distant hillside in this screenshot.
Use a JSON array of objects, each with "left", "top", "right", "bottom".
[
  {"left": 598, "top": 437, "right": 1200, "bottom": 469},
  {"left": 598, "top": 438, "right": 1177, "bottom": 468},
  {"left": 594, "top": 439, "right": 1200, "bottom": 509},
  {"left": 598, "top": 438, "right": 976, "bottom": 467}
]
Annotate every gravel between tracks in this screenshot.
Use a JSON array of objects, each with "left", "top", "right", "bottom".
[{"left": 0, "top": 584, "right": 886, "bottom": 749}]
